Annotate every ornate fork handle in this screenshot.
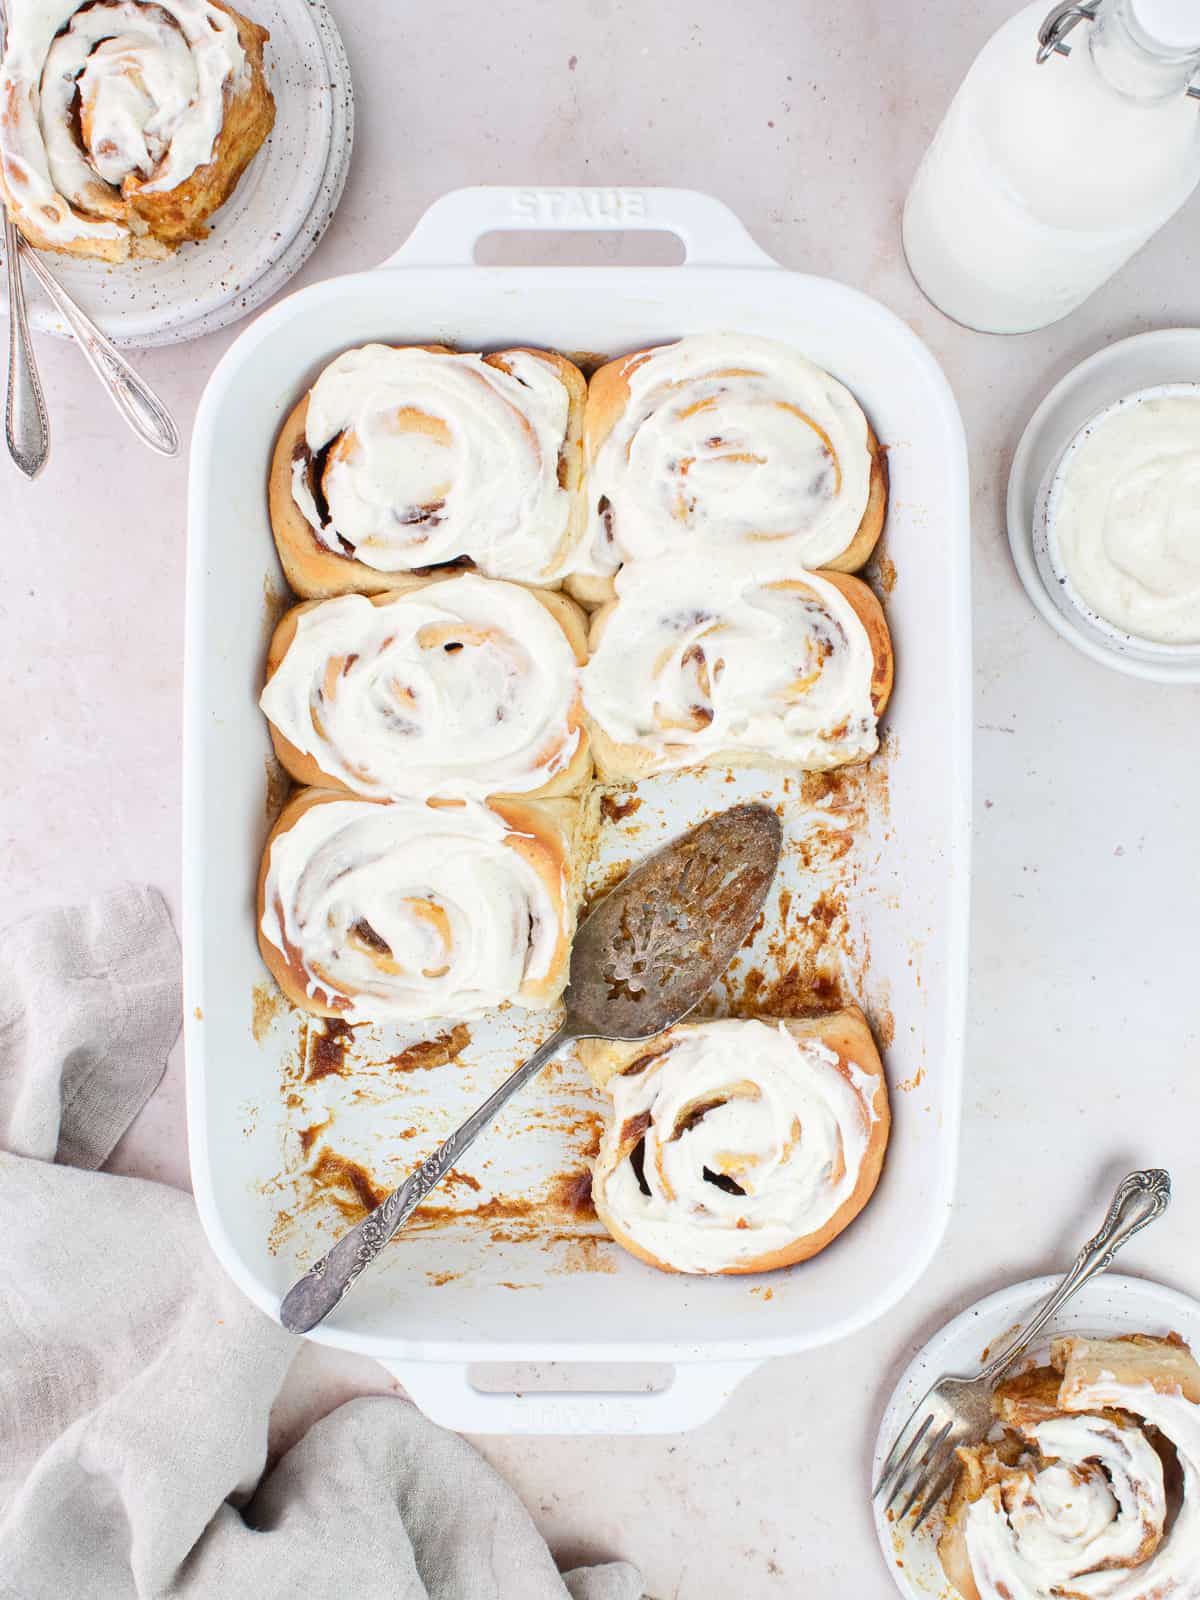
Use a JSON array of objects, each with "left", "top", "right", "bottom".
[
  {"left": 4, "top": 213, "right": 49, "bottom": 477},
  {"left": 279, "top": 1024, "right": 573, "bottom": 1334},
  {"left": 17, "top": 243, "right": 178, "bottom": 457},
  {"left": 981, "top": 1168, "right": 1172, "bottom": 1384}
]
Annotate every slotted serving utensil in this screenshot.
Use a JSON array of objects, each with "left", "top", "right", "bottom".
[
  {"left": 280, "top": 801, "right": 783, "bottom": 1335},
  {"left": 873, "top": 1167, "right": 1172, "bottom": 1531}
]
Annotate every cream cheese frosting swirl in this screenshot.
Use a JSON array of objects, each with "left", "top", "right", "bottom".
[
  {"left": 591, "top": 1019, "right": 883, "bottom": 1274},
  {"left": 260, "top": 797, "right": 567, "bottom": 1022},
  {"left": 1052, "top": 392, "right": 1200, "bottom": 646},
  {"left": 960, "top": 1338, "right": 1200, "bottom": 1600},
  {"left": 581, "top": 332, "right": 874, "bottom": 578},
  {"left": 0, "top": 0, "right": 250, "bottom": 256},
  {"left": 581, "top": 557, "right": 883, "bottom": 774},
  {"left": 290, "top": 345, "right": 580, "bottom": 584},
  {"left": 260, "top": 577, "right": 585, "bottom": 802}
]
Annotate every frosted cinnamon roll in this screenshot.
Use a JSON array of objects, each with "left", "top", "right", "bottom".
[
  {"left": 580, "top": 1010, "right": 889, "bottom": 1275},
  {"left": 269, "top": 345, "right": 587, "bottom": 598},
  {"left": 0, "top": 0, "right": 274, "bottom": 260},
  {"left": 581, "top": 558, "right": 893, "bottom": 780},
  {"left": 571, "top": 332, "right": 887, "bottom": 604},
  {"left": 939, "top": 1334, "right": 1200, "bottom": 1600},
  {"left": 260, "top": 574, "right": 591, "bottom": 803},
  {"left": 258, "top": 790, "right": 588, "bottom": 1022}
]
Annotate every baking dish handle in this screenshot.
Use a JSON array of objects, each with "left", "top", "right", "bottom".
[
  {"left": 380, "top": 1358, "right": 761, "bottom": 1435},
  {"left": 379, "top": 186, "right": 778, "bottom": 270}
]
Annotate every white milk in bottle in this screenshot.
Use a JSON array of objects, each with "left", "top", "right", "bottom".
[{"left": 902, "top": 0, "right": 1200, "bottom": 333}]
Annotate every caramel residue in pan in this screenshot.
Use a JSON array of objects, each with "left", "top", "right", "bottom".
[
  {"left": 262, "top": 573, "right": 290, "bottom": 633},
  {"left": 307, "top": 1018, "right": 356, "bottom": 1083},
  {"left": 267, "top": 1207, "right": 294, "bottom": 1257},
  {"left": 264, "top": 753, "right": 292, "bottom": 823},
  {"left": 599, "top": 791, "right": 643, "bottom": 825},
  {"left": 549, "top": 1237, "right": 618, "bottom": 1275},
  {"left": 306, "top": 1149, "right": 386, "bottom": 1217},
  {"left": 548, "top": 1169, "right": 596, "bottom": 1221},
  {"left": 298, "top": 1113, "right": 334, "bottom": 1158},
  {"left": 388, "top": 1023, "right": 471, "bottom": 1073},
  {"left": 582, "top": 857, "right": 632, "bottom": 917},
  {"left": 564, "top": 350, "right": 613, "bottom": 377},
  {"left": 440, "top": 1168, "right": 482, "bottom": 1196},
  {"left": 873, "top": 553, "right": 898, "bottom": 595},
  {"left": 427, "top": 1270, "right": 462, "bottom": 1287},
  {"left": 251, "top": 981, "right": 284, "bottom": 1044},
  {"left": 193, "top": 1006, "right": 203, "bottom": 1021}
]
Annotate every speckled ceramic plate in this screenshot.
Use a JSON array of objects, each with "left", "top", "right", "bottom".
[
  {"left": 0, "top": 0, "right": 353, "bottom": 348},
  {"left": 872, "top": 1272, "right": 1200, "bottom": 1599}
]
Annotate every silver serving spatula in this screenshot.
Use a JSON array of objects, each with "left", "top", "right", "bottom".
[{"left": 280, "top": 801, "right": 783, "bottom": 1334}]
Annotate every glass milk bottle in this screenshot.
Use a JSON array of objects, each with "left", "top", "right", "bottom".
[{"left": 902, "top": 0, "right": 1200, "bottom": 333}]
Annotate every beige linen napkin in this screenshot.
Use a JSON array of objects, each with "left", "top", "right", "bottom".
[{"left": 0, "top": 886, "right": 641, "bottom": 1600}]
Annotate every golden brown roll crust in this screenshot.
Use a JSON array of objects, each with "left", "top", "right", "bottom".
[
  {"left": 267, "top": 346, "right": 587, "bottom": 599},
  {"left": 262, "top": 573, "right": 592, "bottom": 800},
  {"left": 580, "top": 1008, "right": 890, "bottom": 1276},
  {"left": 257, "top": 787, "right": 594, "bottom": 1019},
  {"left": 127, "top": 3, "right": 274, "bottom": 247},
  {"left": 582, "top": 568, "right": 894, "bottom": 785}
]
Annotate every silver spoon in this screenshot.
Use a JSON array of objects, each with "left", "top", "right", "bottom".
[{"left": 280, "top": 801, "right": 784, "bottom": 1334}]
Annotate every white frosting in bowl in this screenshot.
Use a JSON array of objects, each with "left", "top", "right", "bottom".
[
  {"left": 291, "top": 345, "right": 579, "bottom": 584},
  {"left": 581, "top": 556, "right": 880, "bottom": 772},
  {"left": 0, "top": 0, "right": 248, "bottom": 251},
  {"left": 1038, "top": 385, "right": 1200, "bottom": 654},
  {"left": 579, "top": 331, "right": 874, "bottom": 578},
  {"left": 592, "top": 1019, "right": 882, "bottom": 1274},
  {"left": 260, "top": 798, "right": 565, "bottom": 1022},
  {"left": 260, "top": 577, "right": 583, "bottom": 801}
]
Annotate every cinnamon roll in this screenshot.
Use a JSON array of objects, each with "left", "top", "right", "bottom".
[
  {"left": 939, "top": 1333, "right": 1200, "bottom": 1600},
  {"left": 580, "top": 558, "right": 893, "bottom": 780},
  {"left": 580, "top": 1009, "right": 889, "bottom": 1275},
  {"left": 0, "top": 0, "right": 274, "bottom": 261},
  {"left": 571, "top": 332, "right": 887, "bottom": 604},
  {"left": 269, "top": 345, "right": 587, "bottom": 598},
  {"left": 257, "top": 790, "right": 589, "bottom": 1022},
  {"left": 260, "top": 573, "right": 591, "bottom": 803}
]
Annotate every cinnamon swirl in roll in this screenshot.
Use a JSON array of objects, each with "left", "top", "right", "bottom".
[
  {"left": 260, "top": 573, "right": 591, "bottom": 803},
  {"left": 269, "top": 345, "right": 587, "bottom": 598},
  {"left": 581, "top": 557, "right": 893, "bottom": 780},
  {"left": 939, "top": 1333, "right": 1200, "bottom": 1600},
  {"left": 571, "top": 332, "right": 887, "bottom": 604},
  {"left": 0, "top": 0, "right": 274, "bottom": 260},
  {"left": 258, "top": 790, "right": 591, "bottom": 1022},
  {"left": 580, "top": 1009, "right": 889, "bottom": 1275}
]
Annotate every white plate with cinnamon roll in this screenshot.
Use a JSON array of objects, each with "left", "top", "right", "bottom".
[
  {"left": 0, "top": 0, "right": 352, "bottom": 346},
  {"left": 184, "top": 186, "right": 970, "bottom": 1434},
  {"left": 873, "top": 1274, "right": 1200, "bottom": 1600}
]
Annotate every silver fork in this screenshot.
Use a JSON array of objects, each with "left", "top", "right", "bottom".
[{"left": 873, "top": 1167, "right": 1172, "bottom": 1531}]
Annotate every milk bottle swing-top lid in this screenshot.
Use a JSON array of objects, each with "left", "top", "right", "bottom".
[{"left": 1037, "top": 0, "right": 1200, "bottom": 91}]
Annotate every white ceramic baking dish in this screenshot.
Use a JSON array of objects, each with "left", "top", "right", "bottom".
[{"left": 184, "top": 186, "right": 971, "bottom": 1434}]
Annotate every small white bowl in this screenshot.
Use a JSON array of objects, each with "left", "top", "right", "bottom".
[
  {"left": 1031, "top": 382, "right": 1200, "bottom": 670},
  {"left": 1008, "top": 330, "right": 1200, "bottom": 685}
]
